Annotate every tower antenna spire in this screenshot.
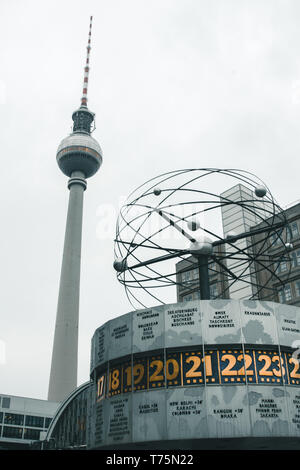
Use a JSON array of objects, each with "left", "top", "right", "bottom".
[
  {"left": 81, "top": 15, "right": 93, "bottom": 108},
  {"left": 71, "top": 16, "right": 95, "bottom": 134}
]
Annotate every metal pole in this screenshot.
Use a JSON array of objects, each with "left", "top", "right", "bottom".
[{"left": 197, "top": 254, "right": 210, "bottom": 300}]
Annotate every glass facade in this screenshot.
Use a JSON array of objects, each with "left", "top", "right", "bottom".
[
  {"left": 25, "top": 415, "right": 44, "bottom": 428},
  {"left": 2, "top": 398, "right": 10, "bottom": 409},
  {"left": 23, "top": 428, "right": 41, "bottom": 440},
  {"left": 4, "top": 413, "right": 24, "bottom": 426},
  {"left": 45, "top": 417, "right": 52, "bottom": 428},
  {"left": 0, "top": 410, "right": 53, "bottom": 444},
  {"left": 2, "top": 426, "right": 23, "bottom": 439}
]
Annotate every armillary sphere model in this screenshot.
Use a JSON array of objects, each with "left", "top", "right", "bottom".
[{"left": 114, "top": 168, "right": 292, "bottom": 309}]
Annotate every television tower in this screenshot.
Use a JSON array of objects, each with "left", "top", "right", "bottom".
[{"left": 48, "top": 16, "right": 103, "bottom": 402}]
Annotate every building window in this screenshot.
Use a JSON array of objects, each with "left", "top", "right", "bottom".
[
  {"left": 181, "top": 270, "right": 191, "bottom": 283},
  {"left": 179, "top": 270, "right": 194, "bottom": 291},
  {"left": 271, "top": 231, "right": 283, "bottom": 246},
  {"left": 45, "top": 417, "right": 52, "bottom": 428},
  {"left": 287, "top": 222, "right": 299, "bottom": 241},
  {"left": 280, "top": 261, "right": 287, "bottom": 273},
  {"left": 275, "top": 260, "right": 289, "bottom": 274},
  {"left": 4, "top": 413, "right": 24, "bottom": 426},
  {"left": 25, "top": 415, "right": 44, "bottom": 428},
  {"left": 278, "top": 289, "right": 284, "bottom": 303},
  {"left": 2, "top": 426, "right": 23, "bottom": 439},
  {"left": 291, "top": 222, "right": 299, "bottom": 239},
  {"left": 192, "top": 268, "right": 199, "bottom": 279},
  {"left": 278, "top": 284, "right": 292, "bottom": 303},
  {"left": 285, "top": 284, "right": 292, "bottom": 301},
  {"left": 0, "top": 412, "right": 3, "bottom": 423},
  {"left": 210, "top": 284, "right": 218, "bottom": 299},
  {"left": 24, "top": 428, "right": 41, "bottom": 440},
  {"left": 292, "top": 250, "right": 300, "bottom": 268},
  {"left": 295, "top": 282, "right": 300, "bottom": 297},
  {"left": 1, "top": 397, "right": 10, "bottom": 409},
  {"left": 209, "top": 262, "right": 217, "bottom": 273},
  {"left": 182, "top": 294, "right": 193, "bottom": 302}
]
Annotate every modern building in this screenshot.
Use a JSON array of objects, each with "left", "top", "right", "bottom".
[
  {"left": 0, "top": 394, "right": 58, "bottom": 449},
  {"left": 219, "top": 183, "right": 269, "bottom": 299},
  {"left": 175, "top": 183, "right": 298, "bottom": 305},
  {"left": 48, "top": 16, "right": 103, "bottom": 403},
  {"left": 251, "top": 201, "right": 300, "bottom": 306}
]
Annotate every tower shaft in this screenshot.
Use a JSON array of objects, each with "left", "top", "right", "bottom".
[{"left": 48, "top": 171, "right": 87, "bottom": 402}]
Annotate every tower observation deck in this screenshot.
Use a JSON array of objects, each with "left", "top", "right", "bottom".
[{"left": 48, "top": 16, "right": 102, "bottom": 403}]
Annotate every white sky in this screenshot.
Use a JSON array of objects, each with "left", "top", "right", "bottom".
[{"left": 1, "top": 0, "right": 300, "bottom": 400}]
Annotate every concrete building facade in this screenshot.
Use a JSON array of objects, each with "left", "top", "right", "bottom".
[
  {"left": 176, "top": 184, "right": 298, "bottom": 306},
  {"left": 251, "top": 202, "right": 300, "bottom": 306},
  {"left": 0, "top": 394, "right": 58, "bottom": 449}
]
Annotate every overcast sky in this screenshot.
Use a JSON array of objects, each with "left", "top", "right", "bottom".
[{"left": 1, "top": 0, "right": 300, "bottom": 400}]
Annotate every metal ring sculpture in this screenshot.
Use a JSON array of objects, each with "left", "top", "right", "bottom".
[{"left": 114, "top": 168, "right": 292, "bottom": 309}]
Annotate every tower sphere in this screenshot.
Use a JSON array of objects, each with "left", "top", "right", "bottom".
[
  {"left": 56, "top": 132, "right": 103, "bottom": 178},
  {"left": 113, "top": 257, "right": 128, "bottom": 273},
  {"left": 255, "top": 185, "right": 267, "bottom": 198},
  {"left": 187, "top": 218, "right": 201, "bottom": 231}
]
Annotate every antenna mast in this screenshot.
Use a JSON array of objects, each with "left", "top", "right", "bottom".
[{"left": 81, "top": 15, "right": 93, "bottom": 108}]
